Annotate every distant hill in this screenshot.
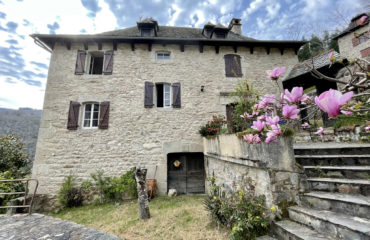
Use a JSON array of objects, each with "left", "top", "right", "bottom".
[{"left": 0, "top": 108, "right": 42, "bottom": 163}]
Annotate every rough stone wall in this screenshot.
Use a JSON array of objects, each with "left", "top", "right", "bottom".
[
  {"left": 204, "top": 135, "right": 306, "bottom": 207},
  {"left": 337, "top": 25, "right": 370, "bottom": 59},
  {"left": 32, "top": 41, "right": 298, "bottom": 196}
]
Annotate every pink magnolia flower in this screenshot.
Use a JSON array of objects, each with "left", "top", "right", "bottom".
[
  {"left": 253, "top": 134, "right": 262, "bottom": 143},
  {"left": 359, "top": 15, "right": 368, "bottom": 25},
  {"left": 328, "top": 52, "right": 335, "bottom": 63},
  {"left": 266, "top": 67, "right": 286, "bottom": 80},
  {"left": 300, "top": 94, "right": 311, "bottom": 104},
  {"left": 341, "top": 110, "right": 353, "bottom": 115},
  {"left": 266, "top": 116, "right": 280, "bottom": 126},
  {"left": 284, "top": 87, "right": 303, "bottom": 103},
  {"left": 315, "top": 127, "right": 324, "bottom": 138},
  {"left": 271, "top": 124, "right": 282, "bottom": 135},
  {"left": 265, "top": 132, "right": 278, "bottom": 143},
  {"left": 302, "top": 122, "right": 309, "bottom": 128},
  {"left": 243, "top": 112, "right": 254, "bottom": 118},
  {"left": 251, "top": 120, "right": 266, "bottom": 131},
  {"left": 258, "top": 115, "right": 266, "bottom": 121},
  {"left": 314, "top": 89, "right": 353, "bottom": 117},
  {"left": 257, "top": 101, "right": 267, "bottom": 109},
  {"left": 365, "top": 126, "right": 370, "bottom": 131},
  {"left": 243, "top": 134, "right": 255, "bottom": 143},
  {"left": 262, "top": 94, "right": 276, "bottom": 104},
  {"left": 282, "top": 104, "right": 300, "bottom": 119}
]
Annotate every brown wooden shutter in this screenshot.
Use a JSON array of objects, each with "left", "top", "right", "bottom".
[
  {"left": 144, "top": 82, "right": 154, "bottom": 108},
  {"left": 98, "top": 101, "right": 110, "bottom": 129},
  {"left": 172, "top": 82, "right": 181, "bottom": 108},
  {"left": 67, "top": 101, "right": 81, "bottom": 130},
  {"left": 75, "top": 50, "right": 86, "bottom": 75},
  {"left": 103, "top": 50, "right": 114, "bottom": 75},
  {"left": 352, "top": 37, "right": 359, "bottom": 47},
  {"left": 224, "top": 54, "right": 242, "bottom": 77}
]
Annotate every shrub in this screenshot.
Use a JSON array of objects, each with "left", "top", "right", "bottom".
[
  {"left": 58, "top": 175, "right": 83, "bottom": 208},
  {"left": 199, "top": 115, "right": 227, "bottom": 137},
  {"left": 90, "top": 168, "right": 137, "bottom": 203},
  {"left": 0, "top": 171, "right": 25, "bottom": 213},
  {"left": 204, "top": 177, "right": 277, "bottom": 240}
]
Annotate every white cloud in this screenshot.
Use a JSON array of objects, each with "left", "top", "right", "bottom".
[
  {"left": 242, "top": 0, "right": 265, "bottom": 19},
  {"left": 168, "top": 4, "right": 182, "bottom": 26},
  {"left": 0, "top": 81, "right": 44, "bottom": 109},
  {"left": 266, "top": 2, "right": 281, "bottom": 19}
]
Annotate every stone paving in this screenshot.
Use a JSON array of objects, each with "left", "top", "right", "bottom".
[{"left": 0, "top": 214, "right": 122, "bottom": 240}]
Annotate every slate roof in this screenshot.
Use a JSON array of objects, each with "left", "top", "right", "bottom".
[
  {"left": 98, "top": 25, "right": 255, "bottom": 41},
  {"left": 333, "top": 12, "right": 370, "bottom": 40},
  {"left": 284, "top": 50, "right": 341, "bottom": 81}
]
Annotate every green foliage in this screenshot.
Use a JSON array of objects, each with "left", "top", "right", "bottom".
[
  {"left": 298, "top": 32, "right": 339, "bottom": 62},
  {"left": 90, "top": 168, "right": 137, "bottom": 203},
  {"left": 199, "top": 115, "right": 227, "bottom": 137},
  {"left": 0, "top": 171, "right": 25, "bottom": 213},
  {"left": 58, "top": 174, "right": 83, "bottom": 208},
  {"left": 0, "top": 134, "right": 30, "bottom": 178},
  {"left": 204, "top": 177, "right": 275, "bottom": 240},
  {"left": 229, "top": 80, "right": 259, "bottom": 132},
  {"left": 333, "top": 116, "right": 366, "bottom": 129},
  {"left": 281, "top": 126, "right": 295, "bottom": 138}
]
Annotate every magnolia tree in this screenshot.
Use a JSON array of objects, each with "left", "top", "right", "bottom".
[{"left": 241, "top": 53, "right": 370, "bottom": 144}]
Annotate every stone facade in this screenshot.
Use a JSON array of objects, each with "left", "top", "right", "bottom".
[
  {"left": 31, "top": 28, "right": 299, "bottom": 197},
  {"left": 204, "top": 135, "right": 306, "bottom": 208},
  {"left": 337, "top": 26, "right": 370, "bottom": 59}
]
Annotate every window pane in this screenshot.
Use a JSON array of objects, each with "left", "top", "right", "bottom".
[
  {"left": 85, "top": 104, "right": 92, "bottom": 111},
  {"left": 85, "top": 111, "right": 91, "bottom": 120},
  {"left": 164, "top": 84, "right": 170, "bottom": 93},
  {"left": 93, "top": 104, "right": 99, "bottom": 111},
  {"left": 92, "top": 120, "right": 98, "bottom": 127},
  {"left": 83, "top": 120, "right": 90, "bottom": 127},
  {"left": 93, "top": 111, "right": 99, "bottom": 119}
]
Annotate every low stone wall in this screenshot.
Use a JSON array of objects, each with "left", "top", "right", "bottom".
[
  {"left": 203, "top": 135, "right": 307, "bottom": 209},
  {"left": 294, "top": 126, "right": 370, "bottom": 143}
]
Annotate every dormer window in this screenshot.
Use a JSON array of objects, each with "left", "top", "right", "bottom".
[
  {"left": 141, "top": 28, "right": 153, "bottom": 37},
  {"left": 202, "top": 22, "right": 215, "bottom": 38},
  {"left": 215, "top": 33, "right": 226, "bottom": 39},
  {"left": 211, "top": 24, "right": 229, "bottom": 39},
  {"left": 137, "top": 17, "right": 159, "bottom": 37}
]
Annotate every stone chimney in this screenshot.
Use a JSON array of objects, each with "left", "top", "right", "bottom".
[{"left": 228, "top": 18, "right": 242, "bottom": 35}]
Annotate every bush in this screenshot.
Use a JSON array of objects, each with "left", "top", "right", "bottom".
[
  {"left": 0, "top": 171, "right": 25, "bottom": 213},
  {"left": 90, "top": 168, "right": 137, "bottom": 203},
  {"left": 58, "top": 175, "right": 83, "bottom": 208},
  {"left": 204, "top": 177, "right": 277, "bottom": 240},
  {"left": 0, "top": 134, "right": 30, "bottom": 178},
  {"left": 229, "top": 80, "right": 259, "bottom": 132},
  {"left": 199, "top": 115, "right": 227, "bottom": 137}
]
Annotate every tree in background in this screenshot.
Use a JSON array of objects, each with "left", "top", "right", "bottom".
[{"left": 298, "top": 31, "right": 339, "bottom": 62}]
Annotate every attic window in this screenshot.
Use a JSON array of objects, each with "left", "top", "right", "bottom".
[
  {"left": 141, "top": 28, "right": 153, "bottom": 37},
  {"left": 156, "top": 52, "right": 170, "bottom": 60},
  {"left": 215, "top": 33, "right": 226, "bottom": 39},
  {"left": 88, "top": 52, "right": 104, "bottom": 75}
]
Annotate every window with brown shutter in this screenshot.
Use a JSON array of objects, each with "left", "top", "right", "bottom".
[
  {"left": 144, "top": 82, "right": 154, "bottom": 108},
  {"left": 103, "top": 50, "right": 114, "bottom": 75},
  {"left": 75, "top": 50, "right": 86, "bottom": 75},
  {"left": 352, "top": 37, "right": 360, "bottom": 47},
  {"left": 224, "top": 54, "right": 242, "bottom": 77},
  {"left": 67, "top": 101, "right": 81, "bottom": 130},
  {"left": 98, "top": 102, "right": 110, "bottom": 129}
]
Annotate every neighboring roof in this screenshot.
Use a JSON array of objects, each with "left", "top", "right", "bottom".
[
  {"left": 333, "top": 12, "right": 369, "bottom": 40},
  {"left": 284, "top": 50, "right": 341, "bottom": 81}
]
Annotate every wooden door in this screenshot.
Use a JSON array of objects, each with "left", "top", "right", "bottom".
[{"left": 167, "top": 153, "right": 205, "bottom": 194}]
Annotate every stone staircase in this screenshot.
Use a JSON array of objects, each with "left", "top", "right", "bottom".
[{"left": 258, "top": 143, "right": 370, "bottom": 240}]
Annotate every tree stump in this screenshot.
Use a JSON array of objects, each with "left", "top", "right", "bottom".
[{"left": 134, "top": 168, "right": 150, "bottom": 219}]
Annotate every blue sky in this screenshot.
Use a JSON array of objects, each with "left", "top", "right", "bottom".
[{"left": 0, "top": 0, "right": 365, "bottom": 109}]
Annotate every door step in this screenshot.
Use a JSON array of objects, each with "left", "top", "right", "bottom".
[{"left": 273, "top": 220, "right": 333, "bottom": 240}]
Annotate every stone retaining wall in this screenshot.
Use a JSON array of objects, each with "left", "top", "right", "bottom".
[{"left": 203, "top": 135, "right": 307, "bottom": 208}]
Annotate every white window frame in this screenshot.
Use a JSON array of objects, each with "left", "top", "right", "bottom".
[
  {"left": 156, "top": 52, "right": 171, "bottom": 60},
  {"left": 163, "top": 84, "right": 171, "bottom": 108},
  {"left": 82, "top": 103, "right": 100, "bottom": 129}
]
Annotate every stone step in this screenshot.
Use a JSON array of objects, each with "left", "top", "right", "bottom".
[
  {"left": 301, "top": 191, "right": 370, "bottom": 219},
  {"left": 255, "top": 235, "right": 278, "bottom": 240},
  {"left": 307, "top": 178, "right": 370, "bottom": 196},
  {"left": 288, "top": 206, "right": 370, "bottom": 240},
  {"left": 294, "top": 144, "right": 370, "bottom": 156},
  {"left": 295, "top": 155, "right": 370, "bottom": 166},
  {"left": 272, "top": 220, "right": 333, "bottom": 240},
  {"left": 304, "top": 166, "right": 370, "bottom": 179}
]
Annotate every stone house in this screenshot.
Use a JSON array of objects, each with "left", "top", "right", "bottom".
[
  {"left": 333, "top": 12, "right": 370, "bottom": 59},
  {"left": 31, "top": 18, "right": 304, "bottom": 197}
]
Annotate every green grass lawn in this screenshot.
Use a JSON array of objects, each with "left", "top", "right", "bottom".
[{"left": 53, "top": 195, "right": 229, "bottom": 240}]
